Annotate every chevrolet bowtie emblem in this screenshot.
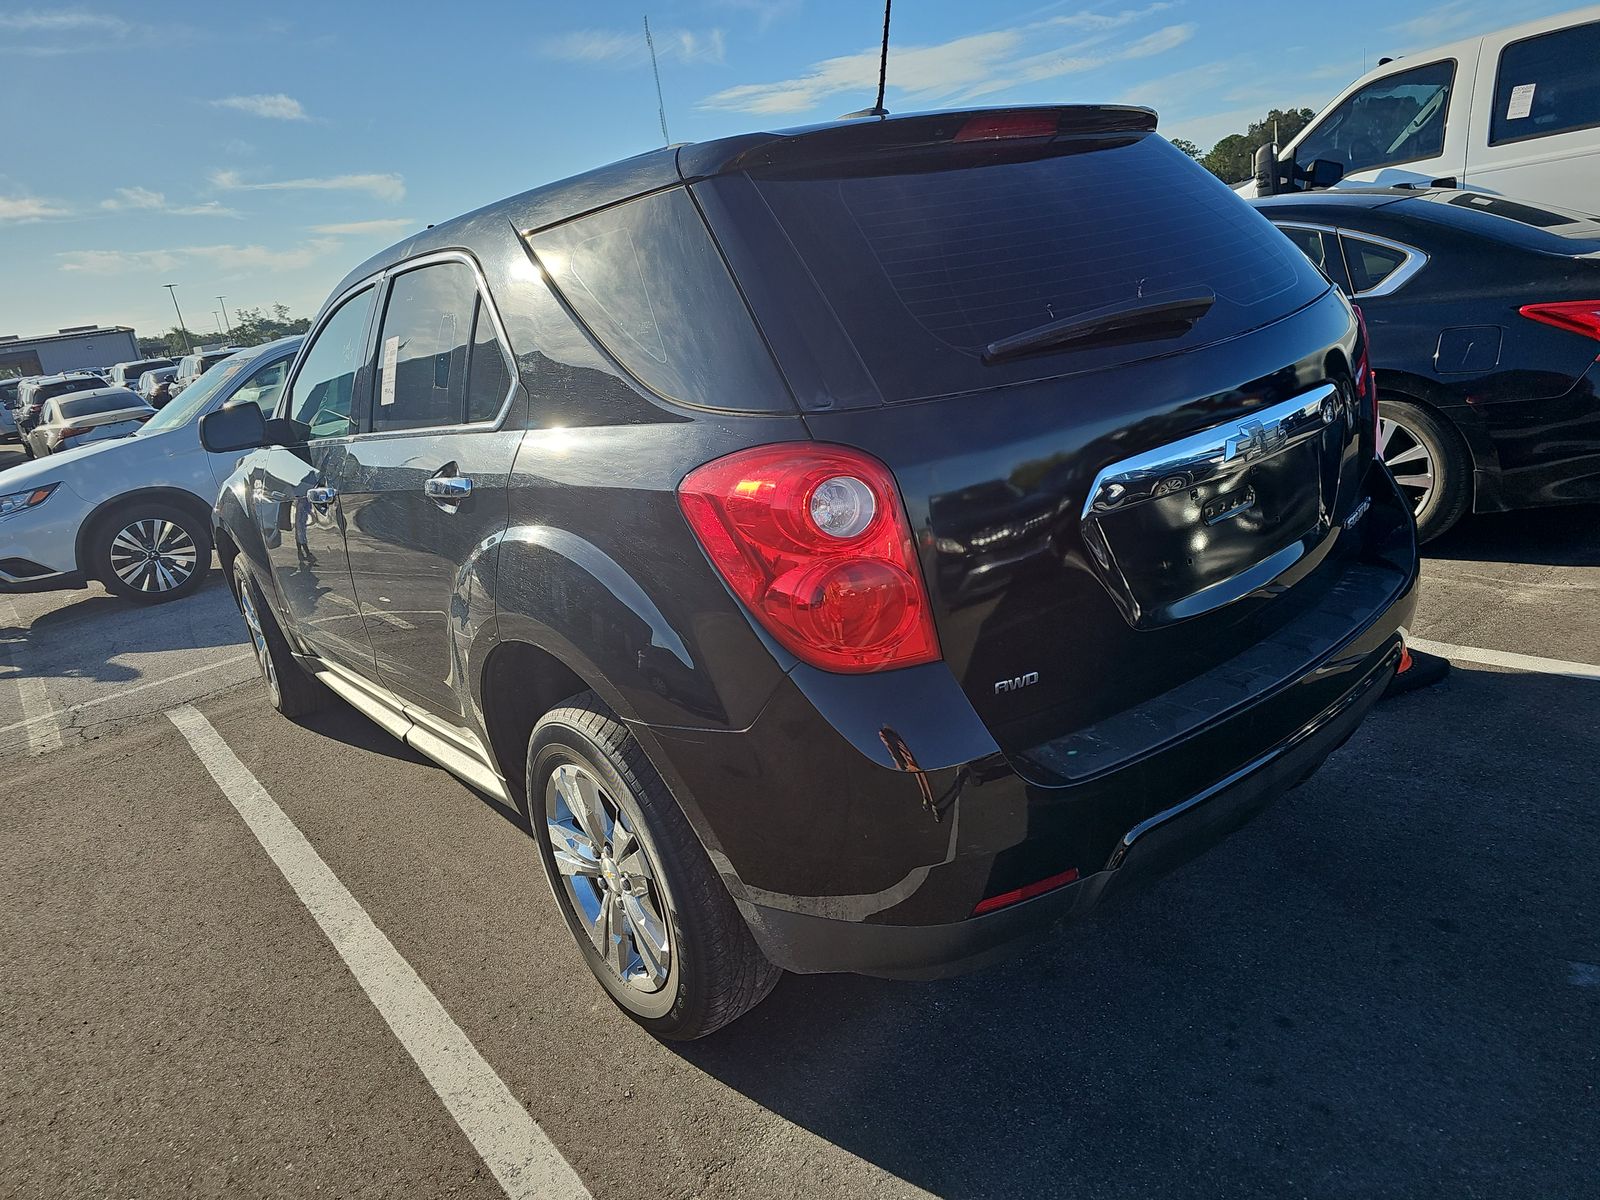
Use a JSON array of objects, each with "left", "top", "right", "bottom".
[{"left": 1224, "top": 417, "right": 1290, "bottom": 463}]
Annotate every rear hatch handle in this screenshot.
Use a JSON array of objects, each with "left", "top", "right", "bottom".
[{"left": 982, "top": 289, "right": 1216, "bottom": 365}]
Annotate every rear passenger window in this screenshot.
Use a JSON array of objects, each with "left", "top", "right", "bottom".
[
  {"left": 373, "top": 262, "right": 476, "bottom": 432},
  {"left": 369, "top": 260, "right": 511, "bottom": 429},
  {"left": 1277, "top": 226, "right": 1345, "bottom": 290},
  {"left": 1490, "top": 22, "right": 1600, "bottom": 145},
  {"left": 1340, "top": 236, "right": 1408, "bottom": 294}
]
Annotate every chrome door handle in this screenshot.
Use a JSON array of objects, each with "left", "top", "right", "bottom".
[
  {"left": 424, "top": 476, "right": 472, "bottom": 506},
  {"left": 306, "top": 486, "right": 338, "bottom": 504}
]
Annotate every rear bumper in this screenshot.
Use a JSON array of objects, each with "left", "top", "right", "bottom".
[
  {"left": 742, "top": 633, "right": 1395, "bottom": 978},
  {"left": 638, "top": 466, "right": 1419, "bottom": 978}
]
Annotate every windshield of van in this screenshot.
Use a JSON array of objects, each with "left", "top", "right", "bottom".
[
  {"left": 139, "top": 353, "right": 250, "bottom": 434},
  {"left": 715, "top": 134, "right": 1322, "bottom": 405}
]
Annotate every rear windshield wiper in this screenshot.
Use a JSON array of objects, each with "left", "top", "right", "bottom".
[{"left": 982, "top": 289, "right": 1216, "bottom": 365}]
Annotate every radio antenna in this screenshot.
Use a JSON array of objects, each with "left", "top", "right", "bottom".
[
  {"left": 645, "top": 15, "right": 670, "bottom": 145},
  {"left": 840, "top": 0, "right": 892, "bottom": 119}
]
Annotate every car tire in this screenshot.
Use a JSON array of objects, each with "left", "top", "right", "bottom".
[
  {"left": 91, "top": 501, "right": 212, "bottom": 603},
  {"left": 1379, "top": 398, "right": 1470, "bottom": 542},
  {"left": 528, "top": 692, "right": 781, "bottom": 1040},
  {"left": 232, "top": 559, "right": 328, "bottom": 718},
  {"left": 21, "top": 440, "right": 34, "bottom": 459}
]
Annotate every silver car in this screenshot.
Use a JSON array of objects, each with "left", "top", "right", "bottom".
[
  {"left": 0, "top": 337, "right": 300, "bottom": 603},
  {"left": 26, "top": 388, "right": 152, "bottom": 457}
]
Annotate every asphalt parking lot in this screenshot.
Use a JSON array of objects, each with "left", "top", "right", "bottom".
[{"left": 2, "top": 436, "right": 1596, "bottom": 1199}]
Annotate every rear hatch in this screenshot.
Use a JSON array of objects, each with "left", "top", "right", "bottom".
[{"left": 690, "top": 108, "right": 1373, "bottom": 751}]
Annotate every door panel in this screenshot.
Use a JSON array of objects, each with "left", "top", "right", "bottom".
[
  {"left": 341, "top": 258, "right": 519, "bottom": 725},
  {"left": 341, "top": 428, "right": 519, "bottom": 722},
  {"left": 255, "top": 285, "right": 378, "bottom": 673}
]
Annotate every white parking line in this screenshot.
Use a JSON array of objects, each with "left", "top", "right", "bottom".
[
  {"left": 167, "top": 704, "right": 592, "bottom": 1200},
  {"left": 1, "top": 598, "right": 62, "bottom": 754},
  {"left": 1407, "top": 637, "right": 1600, "bottom": 682},
  {"left": 0, "top": 651, "right": 255, "bottom": 740}
]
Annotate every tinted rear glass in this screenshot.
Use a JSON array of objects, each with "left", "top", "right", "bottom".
[
  {"left": 711, "top": 135, "right": 1324, "bottom": 405},
  {"left": 59, "top": 392, "right": 141, "bottom": 417},
  {"left": 39, "top": 378, "right": 103, "bottom": 402}
]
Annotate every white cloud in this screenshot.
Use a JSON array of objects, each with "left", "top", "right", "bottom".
[
  {"left": 542, "top": 26, "right": 726, "bottom": 66},
  {"left": 1386, "top": 0, "right": 1497, "bottom": 46},
  {"left": 701, "top": 14, "right": 1195, "bottom": 114},
  {"left": 59, "top": 238, "right": 344, "bottom": 275},
  {"left": 210, "top": 93, "right": 311, "bottom": 121},
  {"left": 0, "top": 194, "right": 70, "bottom": 222},
  {"left": 708, "top": 0, "right": 799, "bottom": 32},
  {"left": 0, "top": 9, "right": 130, "bottom": 33},
  {"left": 309, "top": 218, "right": 417, "bottom": 237},
  {"left": 210, "top": 169, "right": 405, "bottom": 203},
  {"left": 99, "top": 187, "right": 239, "bottom": 217}
]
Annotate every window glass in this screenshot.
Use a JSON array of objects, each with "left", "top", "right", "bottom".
[
  {"left": 59, "top": 392, "right": 143, "bottom": 418},
  {"left": 1490, "top": 22, "right": 1600, "bottom": 145},
  {"left": 1294, "top": 60, "right": 1455, "bottom": 174},
  {"left": 286, "top": 287, "right": 373, "bottom": 440},
  {"left": 530, "top": 186, "right": 791, "bottom": 412},
  {"left": 230, "top": 358, "right": 289, "bottom": 415},
  {"left": 138, "top": 355, "right": 250, "bottom": 434},
  {"left": 373, "top": 262, "right": 476, "bottom": 432},
  {"left": 715, "top": 135, "right": 1320, "bottom": 404},
  {"left": 1280, "top": 226, "right": 1334, "bottom": 273},
  {"left": 466, "top": 299, "right": 512, "bottom": 422},
  {"left": 1341, "top": 236, "right": 1408, "bottom": 293}
]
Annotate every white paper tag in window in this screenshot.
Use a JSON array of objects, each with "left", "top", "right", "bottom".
[
  {"left": 380, "top": 335, "right": 399, "bottom": 406},
  {"left": 1506, "top": 84, "right": 1536, "bottom": 120}
]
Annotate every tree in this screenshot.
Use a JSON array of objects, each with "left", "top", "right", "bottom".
[
  {"left": 229, "top": 303, "right": 310, "bottom": 347},
  {"left": 1196, "top": 107, "right": 1317, "bottom": 184},
  {"left": 1170, "top": 138, "right": 1201, "bottom": 160}
]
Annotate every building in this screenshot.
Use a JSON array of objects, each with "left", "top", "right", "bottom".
[{"left": 0, "top": 325, "right": 140, "bottom": 378}]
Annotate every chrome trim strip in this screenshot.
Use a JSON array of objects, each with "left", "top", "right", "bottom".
[
  {"left": 306, "top": 657, "right": 513, "bottom": 805},
  {"left": 1082, "top": 384, "right": 1340, "bottom": 520},
  {"left": 1271, "top": 221, "right": 1430, "bottom": 298}
]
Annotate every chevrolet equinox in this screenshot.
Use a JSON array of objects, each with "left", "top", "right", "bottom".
[{"left": 202, "top": 106, "right": 1420, "bottom": 1038}]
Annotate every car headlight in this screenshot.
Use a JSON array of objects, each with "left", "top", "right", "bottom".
[{"left": 0, "top": 484, "right": 59, "bottom": 517}]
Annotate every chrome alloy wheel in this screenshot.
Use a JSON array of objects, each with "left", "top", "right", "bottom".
[
  {"left": 1378, "top": 415, "right": 1435, "bottom": 518},
  {"left": 108, "top": 518, "right": 198, "bottom": 594},
  {"left": 235, "top": 572, "right": 278, "bottom": 700},
  {"left": 545, "top": 762, "right": 672, "bottom": 993}
]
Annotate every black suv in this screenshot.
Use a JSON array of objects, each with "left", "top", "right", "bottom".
[{"left": 204, "top": 106, "right": 1419, "bottom": 1038}]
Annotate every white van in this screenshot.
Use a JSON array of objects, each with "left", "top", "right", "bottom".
[{"left": 1240, "top": 7, "right": 1600, "bottom": 212}]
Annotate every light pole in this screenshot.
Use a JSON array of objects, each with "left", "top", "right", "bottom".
[
  {"left": 216, "top": 296, "right": 234, "bottom": 338},
  {"left": 213, "top": 311, "right": 224, "bottom": 335},
  {"left": 163, "top": 284, "right": 193, "bottom": 353}
]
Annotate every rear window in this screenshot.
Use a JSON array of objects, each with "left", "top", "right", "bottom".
[
  {"left": 526, "top": 187, "right": 792, "bottom": 413},
  {"left": 707, "top": 135, "right": 1324, "bottom": 405},
  {"left": 59, "top": 392, "right": 141, "bottom": 418},
  {"left": 39, "top": 378, "right": 103, "bottom": 402}
]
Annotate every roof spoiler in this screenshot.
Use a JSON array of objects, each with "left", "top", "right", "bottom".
[{"left": 678, "top": 105, "right": 1158, "bottom": 179}]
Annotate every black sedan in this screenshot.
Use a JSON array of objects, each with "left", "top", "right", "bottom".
[{"left": 1251, "top": 188, "right": 1600, "bottom": 540}]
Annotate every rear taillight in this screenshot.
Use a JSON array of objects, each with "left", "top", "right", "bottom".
[
  {"left": 56, "top": 425, "right": 90, "bottom": 440},
  {"left": 1520, "top": 301, "right": 1600, "bottom": 343},
  {"left": 1352, "top": 304, "right": 1380, "bottom": 459},
  {"left": 678, "top": 443, "right": 941, "bottom": 673}
]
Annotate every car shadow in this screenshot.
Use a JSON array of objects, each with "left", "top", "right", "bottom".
[
  {"left": 1425, "top": 503, "right": 1600, "bottom": 567},
  {"left": 0, "top": 575, "right": 243, "bottom": 683},
  {"left": 668, "top": 665, "right": 1596, "bottom": 1198}
]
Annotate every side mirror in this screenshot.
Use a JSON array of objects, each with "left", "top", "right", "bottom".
[
  {"left": 200, "top": 401, "right": 267, "bottom": 453},
  {"left": 1305, "top": 158, "right": 1345, "bottom": 190},
  {"left": 1253, "top": 142, "right": 1281, "bottom": 195}
]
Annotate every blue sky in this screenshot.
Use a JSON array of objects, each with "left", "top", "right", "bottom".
[{"left": 0, "top": 0, "right": 1580, "bottom": 340}]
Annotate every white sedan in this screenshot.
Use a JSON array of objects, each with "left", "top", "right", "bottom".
[{"left": 25, "top": 388, "right": 152, "bottom": 457}]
